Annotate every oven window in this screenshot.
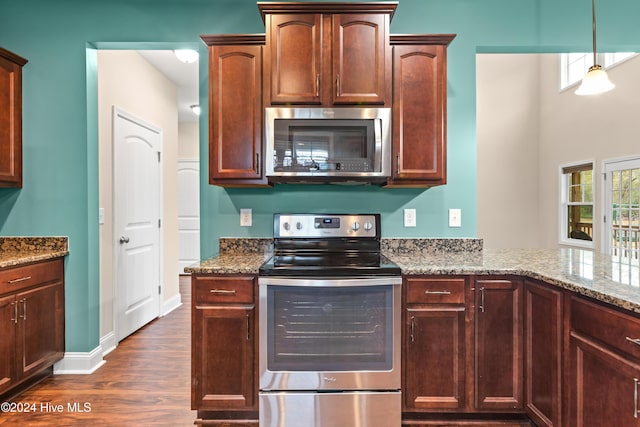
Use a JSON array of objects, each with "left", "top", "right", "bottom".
[
  {"left": 266, "top": 285, "right": 394, "bottom": 371},
  {"left": 272, "top": 119, "right": 376, "bottom": 173}
]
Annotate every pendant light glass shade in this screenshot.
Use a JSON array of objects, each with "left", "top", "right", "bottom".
[
  {"left": 575, "top": 64, "right": 615, "bottom": 95},
  {"left": 575, "top": 0, "right": 614, "bottom": 96}
]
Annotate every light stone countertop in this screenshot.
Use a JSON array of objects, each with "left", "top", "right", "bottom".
[
  {"left": 0, "top": 237, "right": 69, "bottom": 269},
  {"left": 184, "top": 238, "right": 640, "bottom": 314}
]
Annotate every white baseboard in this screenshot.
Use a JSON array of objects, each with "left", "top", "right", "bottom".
[
  {"left": 100, "top": 331, "right": 117, "bottom": 357},
  {"left": 162, "top": 292, "right": 182, "bottom": 316},
  {"left": 53, "top": 346, "right": 106, "bottom": 374}
]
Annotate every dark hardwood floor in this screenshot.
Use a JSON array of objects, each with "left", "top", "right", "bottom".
[{"left": 0, "top": 277, "right": 195, "bottom": 426}]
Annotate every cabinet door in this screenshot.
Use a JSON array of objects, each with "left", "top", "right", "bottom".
[
  {"left": 404, "top": 306, "right": 465, "bottom": 411},
  {"left": 0, "top": 294, "right": 17, "bottom": 394},
  {"left": 209, "top": 44, "right": 265, "bottom": 185},
  {"left": 332, "top": 13, "right": 388, "bottom": 105},
  {"left": 474, "top": 278, "right": 524, "bottom": 410},
  {"left": 388, "top": 43, "right": 447, "bottom": 186},
  {"left": 192, "top": 305, "right": 256, "bottom": 411},
  {"left": 16, "top": 282, "right": 65, "bottom": 380},
  {"left": 569, "top": 332, "right": 640, "bottom": 427},
  {"left": 0, "top": 49, "right": 27, "bottom": 188},
  {"left": 524, "top": 281, "right": 562, "bottom": 427},
  {"left": 267, "top": 14, "right": 322, "bottom": 104}
]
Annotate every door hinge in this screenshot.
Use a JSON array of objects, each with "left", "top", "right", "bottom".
[
  {"left": 158, "top": 285, "right": 161, "bottom": 295},
  {"left": 158, "top": 219, "right": 161, "bottom": 228},
  {"left": 157, "top": 152, "right": 161, "bottom": 162},
  {"left": 604, "top": 215, "right": 607, "bottom": 223}
]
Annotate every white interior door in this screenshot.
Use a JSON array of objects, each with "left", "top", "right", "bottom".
[
  {"left": 114, "top": 107, "right": 162, "bottom": 342},
  {"left": 178, "top": 159, "right": 200, "bottom": 273}
]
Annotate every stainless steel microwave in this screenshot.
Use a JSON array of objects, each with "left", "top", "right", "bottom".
[{"left": 265, "top": 107, "right": 391, "bottom": 183}]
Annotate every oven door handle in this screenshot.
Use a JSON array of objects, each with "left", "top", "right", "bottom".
[{"left": 258, "top": 277, "right": 402, "bottom": 287}]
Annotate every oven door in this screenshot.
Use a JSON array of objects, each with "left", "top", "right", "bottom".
[{"left": 258, "top": 276, "right": 401, "bottom": 391}]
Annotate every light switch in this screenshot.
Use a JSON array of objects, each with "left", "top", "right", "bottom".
[
  {"left": 404, "top": 208, "right": 416, "bottom": 227},
  {"left": 240, "top": 208, "right": 252, "bottom": 227},
  {"left": 99, "top": 208, "right": 105, "bottom": 225},
  {"left": 449, "top": 208, "right": 461, "bottom": 227}
]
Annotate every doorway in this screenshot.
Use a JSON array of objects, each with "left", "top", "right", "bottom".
[{"left": 96, "top": 48, "right": 199, "bottom": 352}]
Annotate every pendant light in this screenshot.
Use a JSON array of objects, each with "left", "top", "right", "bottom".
[{"left": 575, "top": 0, "right": 615, "bottom": 95}]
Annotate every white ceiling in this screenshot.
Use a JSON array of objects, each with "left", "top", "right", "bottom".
[{"left": 137, "top": 50, "right": 199, "bottom": 123}]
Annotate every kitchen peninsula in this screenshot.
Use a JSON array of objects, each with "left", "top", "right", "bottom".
[{"left": 187, "top": 238, "right": 640, "bottom": 426}]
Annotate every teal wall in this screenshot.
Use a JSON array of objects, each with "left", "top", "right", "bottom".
[{"left": 1, "top": 0, "right": 639, "bottom": 353}]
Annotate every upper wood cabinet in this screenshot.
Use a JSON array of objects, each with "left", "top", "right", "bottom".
[
  {"left": 0, "top": 48, "right": 28, "bottom": 188},
  {"left": 201, "top": 35, "right": 269, "bottom": 187},
  {"left": 386, "top": 35, "right": 455, "bottom": 188},
  {"left": 260, "top": 2, "right": 395, "bottom": 106}
]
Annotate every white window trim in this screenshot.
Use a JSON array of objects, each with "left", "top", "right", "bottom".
[
  {"left": 559, "top": 160, "right": 596, "bottom": 249},
  {"left": 601, "top": 155, "right": 640, "bottom": 255}
]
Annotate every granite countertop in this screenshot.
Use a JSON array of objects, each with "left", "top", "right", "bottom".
[
  {"left": 185, "top": 238, "right": 640, "bottom": 313},
  {"left": 388, "top": 248, "right": 640, "bottom": 313},
  {"left": 0, "top": 237, "right": 69, "bottom": 269}
]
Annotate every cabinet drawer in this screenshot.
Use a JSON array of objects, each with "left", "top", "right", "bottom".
[
  {"left": 0, "top": 258, "right": 64, "bottom": 295},
  {"left": 194, "top": 276, "right": 255, "bottom": 304},
  {"left": 571, "top": 296, "right": 640, "bottom": 360},
  {"left": 406, "top": 277, "right": 465, "bottom": 304}
]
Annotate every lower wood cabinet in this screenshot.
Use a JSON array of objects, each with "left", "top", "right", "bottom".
[
  {"left": 0, "top": 258, "right": 65, "bottom": 397},
  {"left": 567, "top": 295, "right": 640, "bottom": 427},
  {"left": 403, "top": 277, "right": 468, "bottom": 412},
  {"left": 524, "top": 280, "right": 562, "bottom": 427},
  {"left": 191, "top": 275, "right": 258, "bottom": 424},
  {"left": 474, "top": 277, "right": 524, "bottom": 411}
]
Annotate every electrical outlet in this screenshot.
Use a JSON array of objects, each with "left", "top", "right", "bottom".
[
  {"left": 240, "top": 208, "right": 252, "bottom": 227},
  {"left": 449, "top": 208, "right": 462, "bottom": 227},
  {"left": 404, "top": 208, "right": 416, "bottom": 227}
]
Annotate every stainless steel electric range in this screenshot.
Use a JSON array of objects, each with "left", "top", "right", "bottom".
[{"left": 258, "top": 213, "right": 402, "bottom": 427}]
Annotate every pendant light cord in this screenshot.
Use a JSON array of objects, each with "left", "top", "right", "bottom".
[{"left": 591, "top": 0, "right": 597, "bottom": 66}]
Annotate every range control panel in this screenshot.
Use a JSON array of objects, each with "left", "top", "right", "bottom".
[{"left": 274, "top": 214, "right": 379, "bottom": 238}]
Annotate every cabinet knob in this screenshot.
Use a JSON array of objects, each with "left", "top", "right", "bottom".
[{"left": 119, "top": 236, "right": 130, "bottom": 244}]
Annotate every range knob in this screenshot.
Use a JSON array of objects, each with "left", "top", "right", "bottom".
[
  {"left": 364, "top": 221, "right": 373, "bottom": 231},
  {"left": 296, "top": 222, "right": 303, "bottom": 230},
  {"left": 282, "top": 222, "right": 290, "bottom": 231},
  {"left": 351, "top": 222, "right": 360, "bottom": 232}
]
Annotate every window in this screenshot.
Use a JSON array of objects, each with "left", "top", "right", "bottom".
[
  {"left": 559, "top": 52, "right": 637, "bottom": 90},
  {"left": 603, "top": 157, "right": 640, "bottom": 264},
  {"left": 560, "top": 162, "right": 594, "bottom": 247}
]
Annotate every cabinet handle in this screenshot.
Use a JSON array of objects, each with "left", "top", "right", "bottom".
[
  {"left": 425, "top": 290, "right": 451, "bottom": 295},
  {"left": 7, "top": 276, "right": 31, "bottom": 284},
  {"left": 635, "top": 378, "right": 639, "bottom": 418},
  {"left": 410, "top": 315, "right": 415, "bottom": 343},
  {"left": 255, "top": 153, "right": 260, "bottom": 176},
  {"left": 397, "top": 154, "right": 401, "bottom": 174},
  {"left": 210, "top": 289, "right": 237, "bottom": 295},
  {"left": 246, "top": 314, "right": 250, "bottom": 341},
  {"left": 336, "top": 74, "right": 340, "bottom": 97},
  {"left": 316, "top": 74, "right": 320, "bottom": 97},
  {"left": 20, "top": 298, "right": 26, "bottom": 320},
  {"left": 626, "top": 337, "right": 640, "bottom": 347},
  {"left": 11, "top": 301, "right": 17, "bottom": 324},
  {"left": 479, "top": 287, "right": 486, "bottom": 313}
]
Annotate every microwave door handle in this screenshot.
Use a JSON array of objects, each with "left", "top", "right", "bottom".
[{"left": 375, "top": 118, "right": 383, "bottom": 172}]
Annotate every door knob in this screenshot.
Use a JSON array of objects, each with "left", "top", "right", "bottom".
[{"left": 119, "top": 236, "right": 130, "bottom": 244}]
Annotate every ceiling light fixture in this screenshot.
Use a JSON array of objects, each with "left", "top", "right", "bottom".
[
  {"left": 575, "top": 0, "right": 614, "bottom": 95},
  {"left": 173, "top": 49, "right": 199, "bottom": 64},
  {"left": 190, "top": 104, "right": 201, "bottom": 116}
]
